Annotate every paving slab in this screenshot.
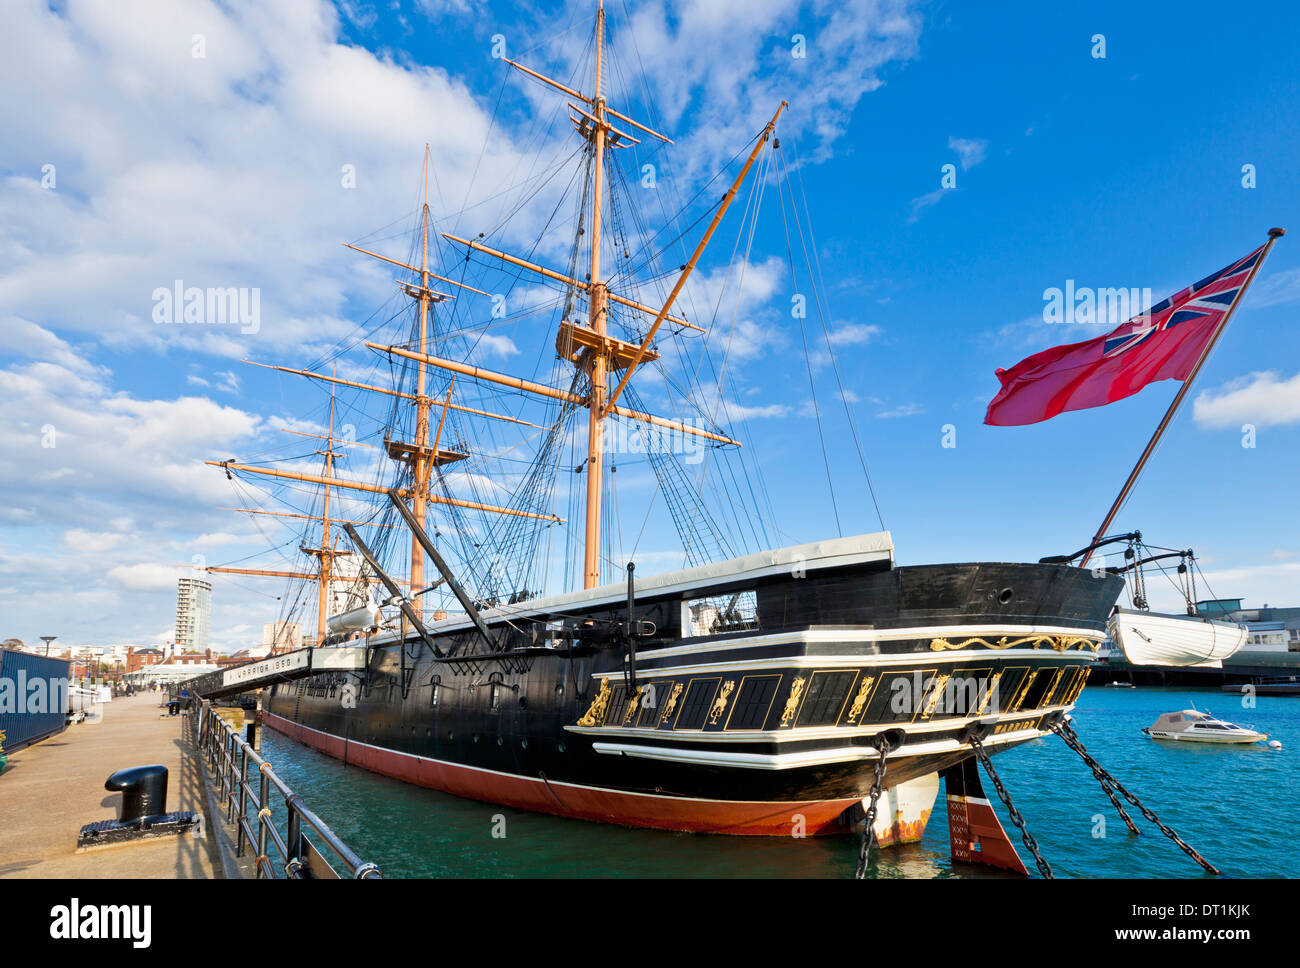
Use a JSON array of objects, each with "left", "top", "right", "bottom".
[{"left": 0, "top": 693, "right": 224, "bottom": 878}]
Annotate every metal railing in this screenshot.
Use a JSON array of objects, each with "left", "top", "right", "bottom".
[{"left": 186, "top": 699, "right": 381, "bottom": 879}]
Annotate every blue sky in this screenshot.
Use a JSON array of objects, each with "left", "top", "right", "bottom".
[{"left": 2, "top": 0, "right": 1298, "bottom": 651}]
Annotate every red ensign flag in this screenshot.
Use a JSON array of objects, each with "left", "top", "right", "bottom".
[{"left": 984, "top": 244, "right": 1266, "bottom": 426}]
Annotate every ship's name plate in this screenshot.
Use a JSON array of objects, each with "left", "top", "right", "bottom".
[{"left": 221, "top": 647, "right": 367, "bottom": 687}]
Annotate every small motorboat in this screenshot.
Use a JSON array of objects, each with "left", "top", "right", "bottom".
[
  {"left": 1142, "top": 709, "right": 1268, "bottom": 744},
  {"left": 1106, "top": 681, "right": 1135, "bottom": 688}
]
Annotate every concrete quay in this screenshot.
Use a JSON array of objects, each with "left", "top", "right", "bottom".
[{"left": 0, "top": 692, "right": 225, "bottom": 878}]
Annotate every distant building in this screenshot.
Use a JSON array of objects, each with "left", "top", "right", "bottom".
[
  {"left": 1198, "top": 599, "right": 1300, "bottom": 652},
  {"left": 126, "top": 646, "right": 166, "bottom": 673},
  {"left": 170, "top": 649, "right": 214, "bottom": 666},
  {"left": 262, "top": 621, "right": 301, "bottom": 654},
  {"left": 217, "top": 646, "right": 272, "bottom": 669},
  {"left": 176, "top": 578, "right": 212, "bottom": 652}
]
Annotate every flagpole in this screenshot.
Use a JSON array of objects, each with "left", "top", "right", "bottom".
[{"left": 1080, "top": 227, "right": 1284, "bottom": 569}]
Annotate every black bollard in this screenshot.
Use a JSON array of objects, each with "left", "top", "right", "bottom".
[
  {"left": 105, "top": 765, "right": 169, "bottom": 823},
  {"left": 78, "top": 764, "right": 198, "bottom": 850}
]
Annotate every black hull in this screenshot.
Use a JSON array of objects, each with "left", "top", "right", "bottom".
[{"left": 268, "top": 558, "right": 1122, "bottom": 835}]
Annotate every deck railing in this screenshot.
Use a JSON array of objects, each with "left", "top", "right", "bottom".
[{"left": 185, "top": 699, "right": 380, "bottom": 879}]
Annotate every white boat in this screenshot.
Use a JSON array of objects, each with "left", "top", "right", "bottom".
[
  {"left": 1142, "top": 709, "right": 1267, "bottom": 744},
  {"left": 1108, "top": 607, "right": 1247, "bottom": 668}
]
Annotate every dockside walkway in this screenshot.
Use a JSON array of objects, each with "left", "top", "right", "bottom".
[{"left": 0, "top": 692, "right": 224, "bottom": 878}]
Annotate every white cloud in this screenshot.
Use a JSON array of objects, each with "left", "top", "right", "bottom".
[
  {"left": 0, "top": 318, "right": 100, "bottom": 375},
  {"left": 0, "top": 1, "right": 928, "bottom": 648},
  {"left": 906, "top": 136, "right": 986, "bottom": 222},
  {"left": 1193, "top": 370, "right": 1300, "bottom": 429},
  {"left": 63, "top": 529, "right": 131, "bottom": 554},
  {"left": 948, "top": 136, "right": 988, "bottom": 171},
  {"left": 1249, "top": 267, "right": 1300, "bottom": 309},
  {"left": 717, "top": 399, "right": 790, "bottom": 421},
  {"left": 106, "top": 562, "right": 189, "bottom": 592},
  {"left": 600, "top": 0, "right": 923, "bottom": 177},
  {"left": 0, "top": 0, "right": 545, "bottom": 360},
  {"left": 876, "top": 402, "right": 924, "bottom": 418},
  {"left": 808, "top": 321, "right": 881, "bottom": 368},
  {"left": 1143, "top": 562, "right": 1300, "bottom": 614},
  {"left": 907, "top": 188, "right": 947, "bottom": 223}
]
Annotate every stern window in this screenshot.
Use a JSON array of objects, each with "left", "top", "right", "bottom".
[{"left": 683, "top": 590, "right": 759, "bottom": 636}]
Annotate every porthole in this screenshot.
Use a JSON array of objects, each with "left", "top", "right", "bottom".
[{"left": 999, "top": 587, "right": 1014, "bottom": 605}]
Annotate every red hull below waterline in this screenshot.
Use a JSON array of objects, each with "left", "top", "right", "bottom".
[{"left": 266, "top": 712, "right": 859, "bottom": 837}]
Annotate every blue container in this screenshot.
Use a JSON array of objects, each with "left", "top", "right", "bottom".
[{"left": 0, "top": 649, "right": 71, "bottom": 753}]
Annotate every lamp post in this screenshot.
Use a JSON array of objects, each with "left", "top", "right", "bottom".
[{"left": 40, "top": 635, "right": 56, "bottom": 657}]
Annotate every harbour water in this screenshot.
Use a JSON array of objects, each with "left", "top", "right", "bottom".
[{"left": 260, "top": 686, "right": 1296, "bottom": 878}]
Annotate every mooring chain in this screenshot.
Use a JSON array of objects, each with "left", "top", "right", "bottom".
[
  {"left": 853, "top": 740, "right": 891, "bottom": 879},
  {"left": 1050, "top": 719, "right": 1220, "bottom": 876},
  {"left": 1090, "top": 764, "right": 1141, "bottom": 835},
  {"left": 968, "top": 735, "right": 1055, "bottom": 879},
  {"left": 1097, "top": 774, "right": 1138, "bottom": 836}
]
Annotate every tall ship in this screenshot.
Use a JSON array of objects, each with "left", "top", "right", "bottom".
[{"left": 206, "top": 4, "right": 1124, "bottom": 840}]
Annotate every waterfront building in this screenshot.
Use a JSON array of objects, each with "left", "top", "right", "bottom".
[
  {"left": 175, "top": 578, "right": 212, "bottom": 652},
  {"left": 126, "top": 646, "right": 166, "bottom": 674},
  {"left": 1198, "top": 599, "right": 1300, "bottom": 652}
]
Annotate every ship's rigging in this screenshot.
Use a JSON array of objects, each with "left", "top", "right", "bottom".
[{"left": 204, "top": 2, "right": 884, "bottom": 641}]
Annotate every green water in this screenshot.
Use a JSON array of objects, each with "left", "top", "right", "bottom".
[{"left": 258, "top": 686, "right": 1296, "bottom": 878}]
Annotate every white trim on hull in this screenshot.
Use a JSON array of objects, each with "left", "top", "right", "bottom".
[{"left": 590, "top": 723, "right": 1051, "bottom": 770}]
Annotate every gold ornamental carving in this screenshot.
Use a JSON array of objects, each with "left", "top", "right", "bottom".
[
  {"left": 779, "top": 676, "right": 806, "bottom": 728},
  {"left": 707, "top": 681, "right": 735, "bottom": 726},
  {"left": 928, "top": 634, "right": 1097, "bottom": 653},
  {"left": 623, "top": 685, "right": 645, "bottom": 725},
  {"left": 577, "top": 678, "right": 612, "bottom": 727},
  {"left": 845, "top": 675, "right": 875, "bottom": 725},
  {"left": 659, "top": 682, "right": 683, "bottom": 725}
]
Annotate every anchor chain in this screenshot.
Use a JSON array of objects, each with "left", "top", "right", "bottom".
[
  {"left": 1050, "top": 718, "right": 1220, "bottom": 875},
  {"left": 853, "top": 740, "right": 891, "bottom": 879},
  {"left": 968, "top": 735, "right": 1054, "bottom": 878},
  {"left": 1097, "top": 774, "right": 1142, "bottom": 836}
]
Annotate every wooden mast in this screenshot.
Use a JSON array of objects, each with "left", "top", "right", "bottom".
[
  {"left": 476, "top": 3, "right": 777, "bottom": 588},
  {"left": 205, "top": 460, "right": 561, "bottom": 520},
  {"left": 605, "top": 101, "right": 787, "bottom": 415},
  {"left": 294, "top": 375, "right": 350, "bottom": 644},
  {"left": 316, "top": 382, "right": 336, "bottom": 642},
  {"left": 1079, "top": 227, "right": 1284, "bottom": 568},
  {"left": 242, "top": 360, "right": 543, "bottom": 429},
  {"left": 216, "top": 4, "right": 779, "bottom": 609},
  {"left": 409, "top": 145, "right": 434, "bottom": 608},
  {"left": 583, "top": 0, "right": 609, "bottom": 589}
]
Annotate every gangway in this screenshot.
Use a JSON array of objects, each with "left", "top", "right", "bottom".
[{"left": 180, "top": 646, "right": 369, "bottom": 700}]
